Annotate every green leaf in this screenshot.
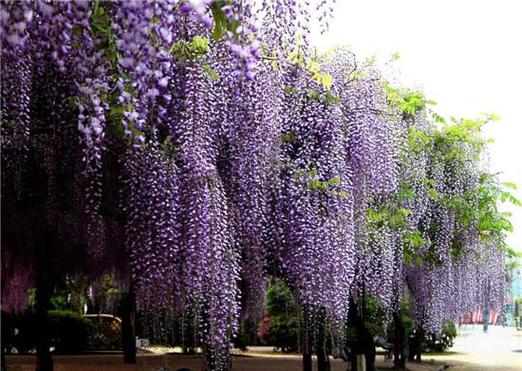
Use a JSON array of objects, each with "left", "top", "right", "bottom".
[
  {"left": 202, "top": 64, "right": 219, "bottom": 80},
  {"left": 501, "top": 191, "right": 522, "bottom": 206},
  {"left": 279, "top": 131, "right": 295, "bottom": 144},
  {"left": 328, "top": 176, "right": 341, "bottom": 186},
  {"left": 210, "top": 5, "right": 226, "bottom": 41},
  {"left": 284, "top": 86, "right": 298, "bottom": 95},
  {"left": 191, "top": 36, "right": 209, "bottom": 53},
  {"left": 427, "top": 188, "right": 439, "bottom": 201},
  {"left": 502, "top": 181, "right": 518, "bottom": 190}
]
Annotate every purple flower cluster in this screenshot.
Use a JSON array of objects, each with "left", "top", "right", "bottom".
[
  {"left": 180, "top": 0, "right": 261, "bottom": 78},
  {"left": 1, "top": 251, "right": 33, "bottom": 313},
  {"left": 121, "top": 146, "right": 180, "bottom": 310},
  {"left": 270, "top": 65, "right": 356, "bottom": 326},
  {"left": 400, "top": 114, "right": 507, "bottom": 334},
  {"left": 323, "top": 49, "right": 401, "bottom": 312}
]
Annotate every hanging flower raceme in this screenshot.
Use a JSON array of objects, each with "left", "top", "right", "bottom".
[
  {"left": 218, "top": 62, "right": 285, "bottom": 319},
  {"left": 168, "top": 63, "right": 240, "bottom": 368},
  {"left": 0, "top": 251, "right": 33, "bottom": 314},
  {"left": 401, "top": 114, "right": 509, "bottom": 333},
  {"left": 1, "top": 1, "right": 34, "bottom": 152},
  {"left": 121, "top": 145, "right": 180, "bottom": 311},
  {"left": 323, "top": 49, "right": 401, "bottom": 310},
  {"left": 271, "top": 65, "right": 356, "bottom": 327}
]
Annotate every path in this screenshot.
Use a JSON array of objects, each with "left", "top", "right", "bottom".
[
  {"left": 426, "top": 324, "right": 522, "bottom": 370},
  {"left": 6, "top": 325, "right": 521, "bottom": 370}
]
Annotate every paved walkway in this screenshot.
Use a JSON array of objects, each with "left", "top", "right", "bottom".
[{"left": 426, "top": 324, "right": 522, "bottom": 370}]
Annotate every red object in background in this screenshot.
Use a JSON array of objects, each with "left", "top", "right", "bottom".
[
  {"left": 460, "top": 309, "right": 499, "bottom": 325},
  {"left": 257, "top": 314, "right": 272, "bottom": 344}
]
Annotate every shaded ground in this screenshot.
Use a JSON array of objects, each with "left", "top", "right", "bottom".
[
  {"left": 6, "top": 324, "right": 520, "bottom": 370},
  {"left": 5, "top": 353, "right": 441, "bottom": 371}
]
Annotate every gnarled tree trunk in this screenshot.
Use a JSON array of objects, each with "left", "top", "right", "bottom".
[{"left": 121, "top": 287, "right": 136, "bottom": 364}]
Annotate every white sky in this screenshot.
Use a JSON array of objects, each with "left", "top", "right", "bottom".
[{"left": 311, "top": 0, "right": 522, "bottom": 252}]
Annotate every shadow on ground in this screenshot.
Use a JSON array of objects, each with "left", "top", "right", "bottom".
[{"left": 6, "top": 354, "right": 443, "bottom": 371}]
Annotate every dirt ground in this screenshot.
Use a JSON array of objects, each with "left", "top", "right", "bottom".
[
  {"left": 8, "top": 324, "right": 521, "bottom": 371},
  {"left": 5, "top": 353, "right": 443, "bottom": 371}
]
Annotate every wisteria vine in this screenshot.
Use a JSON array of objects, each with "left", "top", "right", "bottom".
[{"left": 0, "top": 1, "right": 513, "bottom": 370}]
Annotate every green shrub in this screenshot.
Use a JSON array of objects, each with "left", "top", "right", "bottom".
[
  {"left": 84, "top": 315, "right": 122, "bottom": 351},
  {"left": 386, "top": 299, "right": 414, "bottom": 344},
  {"left": 3, "top": 310, "right": 93, "bottom": 354},
  {"left": 423, "top": 321, "right": 457, "bottom": 352},
  {"left": 261, "top": 279, "right": 299, "bottom": 353},
  {"left": 2, "top": 311, "right": 37, "bottom": 354},
  {"left": 363, "top": 296, "right": 387, "bottom": 338},
  {"left": 48, "top": 310, "right": 93, "bottom": 354},
  {"left": 267, "top": 314, "right": 299, "bottom": 353},
  {"left": 233, "top": 319, "right": 258, "bottom": 350}
]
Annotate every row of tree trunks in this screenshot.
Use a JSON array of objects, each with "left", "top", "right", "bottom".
[{"left": 300, "top": 307, "right": 332, "bottom": 371}]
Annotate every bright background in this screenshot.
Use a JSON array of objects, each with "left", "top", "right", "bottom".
[{"left": 311, "top": 0, "right": 522, "bottom": 254}]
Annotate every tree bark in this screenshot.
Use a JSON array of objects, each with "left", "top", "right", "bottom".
[
  {"left": 408, "top": 327, "right": 423, "bottom": 362},
  {"left": 393, "top": 312, "right": 406, "bottom": 369},
  {"left": 302, "top": 311, "right": 313, "bottom": 371},
  {"left": 317, "top": 312, "right": 330, "bottom": 371},
  {"left": 35, "top": 274, "right": 53, "bottom": 371},
  {"left": 121, "top": 288, "right": 136, "bottom": 364},
  {"left": 415, "top": 328, "right": 424, "bottom": 362},
  {"left": 348, "top": 299, "right": 375, "bottom": 371},
  {"left": 1, "top": 341, "right": 5, "bottom": 371},
  {"left": 303, "top": 350, "right": 313, "bottom": 371},
  {"left": 1, "top": 311, "right": 7, "bottom": 371}
]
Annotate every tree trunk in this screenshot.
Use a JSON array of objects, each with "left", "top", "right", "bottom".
[
  {"left": 201, "top": 346, "right": 231, "bottom": 371},
  {"left": 303, "top": 351, "right": 313, "bottom": 371},
  {"left": 121, "top": 288, "right": 136, "bottom": 364},
  {"left": 409, "top": 327, "right": 423, "bottom": 362},
  {"left": 348, "top": 298, "right": 375, "bottom": 371},
  {"left": 1, "top": 342, "right": 5, "bottom": 371},
  {"left": 302, "top": 311, "right": 313, "bottom": 371},
  {"left": 317, "top": 312, "right": 330, "bottom": 371},
  {"left": 1, "top": 311, "right": 7, "bottom": 371},
  {"left": 35, "top": 274, "right": 53, "bottom": 371},
  {"left": 393, "top": 312, "right": 406, "bottom": 369}
]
